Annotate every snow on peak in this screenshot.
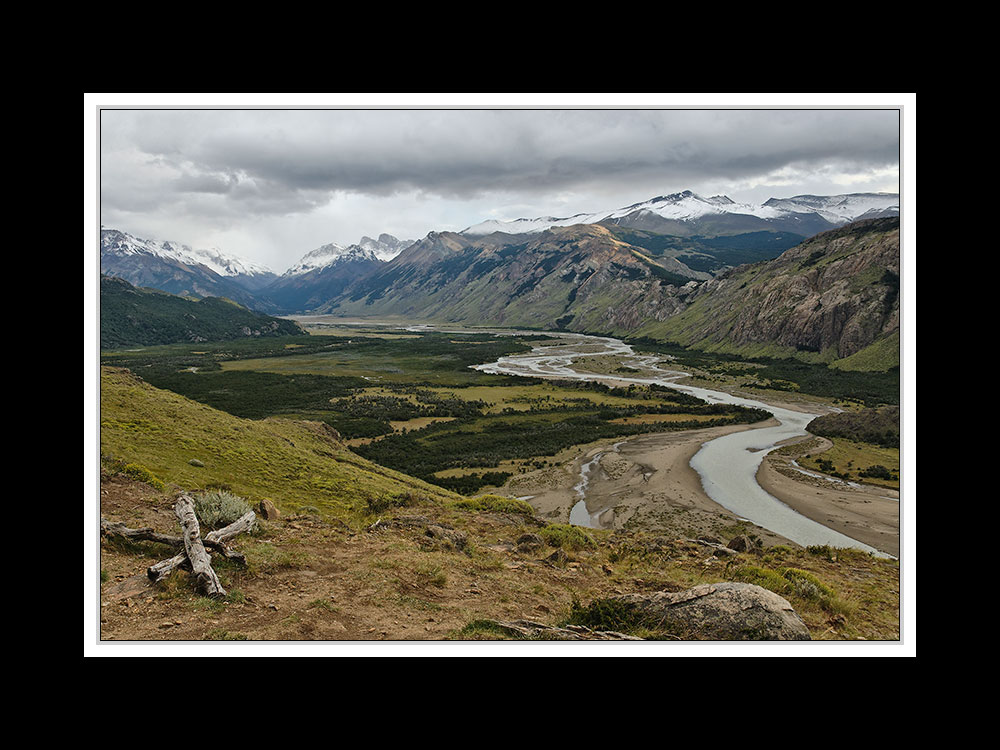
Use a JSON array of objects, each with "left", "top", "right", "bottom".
[
  {"left": 282, "top": 234, "right": 414, "bottom": 276},
  {"left": 762, "top": 193, "right": 900, "bottom": 224},
  {"left": 461, "top": 190, "right": 900, "bottom": 236},
  {"left": 100, "top": 228, "right": 273, "bottom": 278}
]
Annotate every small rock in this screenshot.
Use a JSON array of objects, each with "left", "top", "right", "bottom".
[
  {"left": 547, "top": 549, "right": 568, "bottom": 564},
  {"left": 516, "top": 533, "right": 544, "bottom": 552},
  {"left": 727, "top": 535, "right": 759, "bottom": 553},
  {"left": 259, "top": 498, "right": 280, "bottom": 521},
  {"left": 188, "top": 458, "right": 205, "bottom": 467},
  {"left": 425, "top": 525, "right": 467, "bottom": 550}
]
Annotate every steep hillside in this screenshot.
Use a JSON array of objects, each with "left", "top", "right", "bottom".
[
  {"left": 100, "top": 276, "right": 304, "bottom": 349},
  {"left": 636, "top": 218, "right": 901, "bottom": 369},
  {"left": 320, "top": 224, "right": 698, "bottom": 332},
  {"left": 99, "top": 366, "right": 460, "bottom": 517}
]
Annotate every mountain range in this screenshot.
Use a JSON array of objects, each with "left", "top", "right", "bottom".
[
  {"left": 462, "top": 191, "right": 899, "bottom": 237},
  {"left": 100, "top": 190, "right": 901, "bottom": 368}
]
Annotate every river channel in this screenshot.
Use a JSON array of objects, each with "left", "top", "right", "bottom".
[{"left": 471, "top": 332, "right": 883, "bottom": 555}]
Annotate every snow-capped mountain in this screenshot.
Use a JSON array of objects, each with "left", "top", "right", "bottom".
[
  {"left": 101, "top": 228, "right": 276, "bottom": 287},
  {"left": 100, "top": 228, "right": 277, "bottom": 310},
  {"left": 760, "top": 194, "right": 900, "bottom": 225},
  {"left": 462, "top": 191, "right": 899, "bottom": 237},
  {"left": 282, "top": 242, "right": 351, "bottom": 277},
  {"left": 281, "top": 234, "right": 413, "bottom": 278},
  {"left": 357, "top": 234, "right": 414, "bottom": 262},
  {"left": 267, "top": 239, "right": 403, "bottom": 313}
]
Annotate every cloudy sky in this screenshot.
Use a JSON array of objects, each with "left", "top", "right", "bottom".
[{"left": 97, "top": 98, "right": 902, "bottom": 273}]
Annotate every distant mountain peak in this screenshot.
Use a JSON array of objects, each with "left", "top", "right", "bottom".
[
  {"left": 461, "top": 190, "right": 899, "bottom": 237},
  {"left": 281, "top": 234, "right": 414, "bottom": 278},
  {"left": 101, "top": 228, "right": 274, "bottom": 280}
]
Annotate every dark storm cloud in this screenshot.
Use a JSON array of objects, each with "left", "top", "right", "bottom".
[{"left": 101, "top": 109, "right": 900, "bottom": 218}]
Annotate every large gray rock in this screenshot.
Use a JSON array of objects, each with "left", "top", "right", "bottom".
[{"left": 613, "top": 582, "right": 810, "bottom": 641}]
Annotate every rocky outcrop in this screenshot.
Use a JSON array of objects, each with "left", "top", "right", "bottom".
[
  {"left": 644, "top": 218, "right": 900, "bottom": 364},
  {"left": 610, "top": 582, "right": 811, "bottom": 640}
]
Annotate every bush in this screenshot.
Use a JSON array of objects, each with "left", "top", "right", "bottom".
[
  {"left": 540, "top": 523, "right": 595, "bottom": 551},
  {"left": 366, "top": 491, "right": 422, "bottom": 515},
  {"left": 193, "top": 490, "right": 252, "bottom": 530},
  {"left": 121, "top": 463, "right": 166, "bottom": 491}
]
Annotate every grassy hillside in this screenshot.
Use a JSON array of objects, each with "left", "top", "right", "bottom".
[
  {"left": 100, "top": 366, "right": 459, "bottom": 520},
  {"left": 101, "top": 275, "right": 304, "bottom": 349}
]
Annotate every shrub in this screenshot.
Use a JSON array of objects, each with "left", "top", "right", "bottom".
[
  {"left": 193, "top": 490, "right": 252, "bottom": 530},
  {"left": 730, "top": 564, "right": 791, "bottom": 594},
  {"left": 121, "top": 463, "right": 166, "bottom": 491},
  {"left": 366, "top": 491, "right": 422, "bottom": 515},
  {"left": 540, "top": 523, "right": 595, "bottom": 551}
]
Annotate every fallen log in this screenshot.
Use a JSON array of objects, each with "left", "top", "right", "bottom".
[
  {"left": 175, "top": 495, "right": 225, "bottom": 597},
  {"left": 100, "top": 518, "right": 247, "bottom": 564},
  {"left": 146, "top": 510, "right": 256, "bottom": 583}
]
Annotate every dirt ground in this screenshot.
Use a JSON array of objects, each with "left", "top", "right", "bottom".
[{"left": 96, "top": 473, "right": 701, "bottom": 643}]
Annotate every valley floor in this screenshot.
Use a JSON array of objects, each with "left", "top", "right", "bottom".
[{"left": 498, "top": 419, "right": 900, "bottom": 558}]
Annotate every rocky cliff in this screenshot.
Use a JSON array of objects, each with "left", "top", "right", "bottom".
[{"left": 636, "top": 218, "right": 900, "bottom": 367}]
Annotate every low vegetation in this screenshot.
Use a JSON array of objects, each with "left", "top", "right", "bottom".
[
  {"left": 100, "top": 275, "right": 303, "bottom": 349},
  {"left": 99, "top": 322, "right": 900, "bottom": 643},
  {"left": 807, "top": 406, "right": 900, "bottom": 448}
]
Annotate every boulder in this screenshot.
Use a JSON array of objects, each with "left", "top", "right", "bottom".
[{"left": 611, "top": 582, "right": 810, "bottom": 640}]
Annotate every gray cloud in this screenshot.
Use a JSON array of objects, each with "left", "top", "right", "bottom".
[{"left": 99, "top": 106, "right": 901, "bottom": 269}]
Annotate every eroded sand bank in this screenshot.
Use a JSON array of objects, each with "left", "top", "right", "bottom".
[{"left": 757, "top": 441, "right": 900, "bottom": 557}]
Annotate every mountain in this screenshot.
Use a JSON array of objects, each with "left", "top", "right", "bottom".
[
  {"left": 263, "top": 234, "right": 414, "bottom": 313},
  {"left": 100, "top": 275, "right": 304, "bottom": 349},
  {"left": 318, "top": 217, "right": 900, "bottom": 370},
  {"left": 463, "top": 191, "right": 899, "bottom": 239},
  {"left": 635, "top": 217, "right": 901, "bottom": 369},
  {"left": 101, "top": 229, "right": 276, "bottom": 309},
  {"left": 318, "top": 224, "right": 699, "bottom": 331},
  {"left": 265, "top": 245, "right": 385, "bottom": 313},
  {"left": 281, "top": 234, "right": 413, "bottom": 277}
]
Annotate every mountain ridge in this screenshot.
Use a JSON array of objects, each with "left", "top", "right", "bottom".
[{"left": 462, "top": 190, "right": 899, "bottom": 238}]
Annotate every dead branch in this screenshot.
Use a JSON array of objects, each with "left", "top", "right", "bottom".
[
  {"left": 146, "top": 510, "right": 256, "bottom": 583},
  {"left": 174, "top": 494, "right": 225, "bottom": 597}
]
